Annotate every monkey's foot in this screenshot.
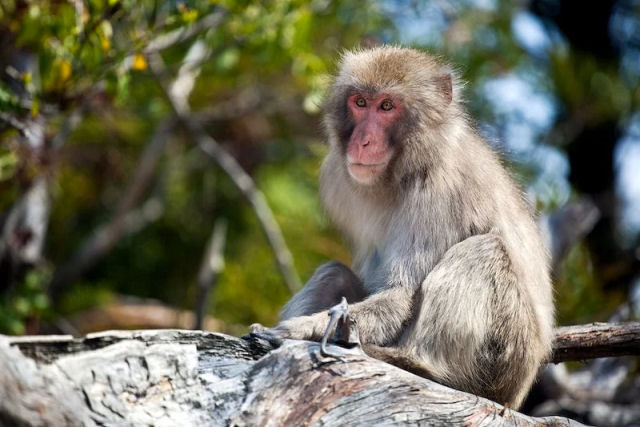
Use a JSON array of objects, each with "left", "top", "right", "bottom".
[
  {"left": 320, "top": 297, "right": 361, "bottom": 361},
  {"left": 245, "top": 298, "right": 362, "bottom": 360}
]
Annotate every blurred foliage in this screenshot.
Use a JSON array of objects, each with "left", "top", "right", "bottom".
[
  {"left": 556, "top": 243, "right": 626, "bottom": 325},
  {"left": 0, "top": 0, "right": 638, "bottom": 335},
  {"left": 0, "top": 268, "right": 50, "bottom": 334},
  {"left": 0, "top": 0, "right": 392, "bottom": 332}
]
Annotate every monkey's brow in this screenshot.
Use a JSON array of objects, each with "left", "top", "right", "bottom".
[
  {"left": 344, "top": 85, "right": 404, "bottom": 101},
  {"left": 344, "top": 85, "right": 378, "bottom": 97}
]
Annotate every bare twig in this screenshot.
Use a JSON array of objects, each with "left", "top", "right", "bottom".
[
  {"left": 551, "top": 322, "right": 640, "bottom": 363},
  {"left": 194, "top": 218, "right": 228, "bottom": 330},
  {"left": 146, "top": 50, "right": 301, "bottom": 294}
]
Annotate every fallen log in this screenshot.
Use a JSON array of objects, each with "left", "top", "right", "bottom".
[{"left": 0, "top": 329, "right": 592, "bottom": 426}]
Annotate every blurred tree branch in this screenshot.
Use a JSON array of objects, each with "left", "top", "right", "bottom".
[
  {"left": 146, "top": 46, "right": 301, "bottom": 294},
  {"left": 194, "top": 218, "right": 227, "bottom": 330},
  {"left": 550, "top": 322, "right": 640, "bottom": 363}
]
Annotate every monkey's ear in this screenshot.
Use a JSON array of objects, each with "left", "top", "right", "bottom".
[{"left": 435, "top": 74, "right": 453, "bottom": 105}]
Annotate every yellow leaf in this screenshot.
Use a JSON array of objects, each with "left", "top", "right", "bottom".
[
  {"left": 132, "top": 53, "right": 147, "bottom": 71},
  {"left": 59, "top": 60, "right": 72, "bottom": 82},
  {"left": 100, "top": 36, "right": 111, "bottom": 51}
]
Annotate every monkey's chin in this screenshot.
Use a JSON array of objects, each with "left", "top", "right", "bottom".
[{"left": 347, "top": 163, "right": 386, "bottom": 185}]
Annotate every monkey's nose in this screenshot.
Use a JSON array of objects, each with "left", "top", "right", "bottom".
[{"left": 362, "top": 140, "right": 370, "bottom": 147}]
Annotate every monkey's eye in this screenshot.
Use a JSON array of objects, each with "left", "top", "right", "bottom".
[
  {"left": 355, "top": 97, "right": 366, "bottom": 107},
  {"left": 380, "top": 100, "right": 393, "bottom": 111}
]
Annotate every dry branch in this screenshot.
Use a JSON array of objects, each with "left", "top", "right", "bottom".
[{"left": 550, "top": 321, "right": 640, "bottom": 363}]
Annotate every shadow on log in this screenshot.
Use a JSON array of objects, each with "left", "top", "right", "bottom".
[{"left": 0, "top": 329, "right": 591, "bottom": 426}]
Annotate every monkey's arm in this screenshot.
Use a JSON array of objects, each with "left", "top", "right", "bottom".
[{"left": 255, "top": 284, "right": 414, "bottom": 346}]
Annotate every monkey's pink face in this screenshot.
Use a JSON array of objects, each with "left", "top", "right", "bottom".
[{"left": 346, "top": 93, "right": 402, "bottom": 185}]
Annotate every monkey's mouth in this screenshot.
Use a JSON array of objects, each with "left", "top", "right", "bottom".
[
  {"left": 347, "top": 162, "right": 388, "bottom": 183},
  {"left": 349, "top": 162, "right": 386, "bottom": 167}
]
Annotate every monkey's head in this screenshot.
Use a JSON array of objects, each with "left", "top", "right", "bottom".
[{"left": 324, "top": 46, "right": 458, "bottom": 186}]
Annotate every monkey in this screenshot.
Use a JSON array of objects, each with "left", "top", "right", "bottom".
[{"left": 252, "top": 45, "right": 554, "bottom": 409}]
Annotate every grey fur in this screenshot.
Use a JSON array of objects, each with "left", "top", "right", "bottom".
[{"left": 273, "top": 46, "right": 554, "bottom": 409}]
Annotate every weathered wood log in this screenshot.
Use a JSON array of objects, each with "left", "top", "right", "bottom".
[
  {"left": 550, "top": 322, "right": 640, "bottom": 363},
  {"left": 0, "top": 330, "right": 587, "bottom": 426}
]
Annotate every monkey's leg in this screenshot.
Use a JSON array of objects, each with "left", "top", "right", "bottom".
[
  {"left": 398, "top": 233, "right": 545, "bottom": 409},
  {"left": 280, "top": 261, "right": 366, "bottom": 320}
]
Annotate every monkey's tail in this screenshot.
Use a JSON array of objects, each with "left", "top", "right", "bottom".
[{"left": 363, "top": 344, "right": 436, "bottom": 381}]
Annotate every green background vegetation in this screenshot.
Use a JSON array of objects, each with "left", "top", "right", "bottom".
[{"left": 0, "top": 0, "right": 638, "bottom": 336}]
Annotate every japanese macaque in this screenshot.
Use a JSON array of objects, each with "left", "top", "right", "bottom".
[{"left": 252, "top": 46, "right": 554, "bottom": 409}]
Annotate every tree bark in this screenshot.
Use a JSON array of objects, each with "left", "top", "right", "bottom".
[{"left": 0, "top": 329, "right": 589, "bottom": 426}]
